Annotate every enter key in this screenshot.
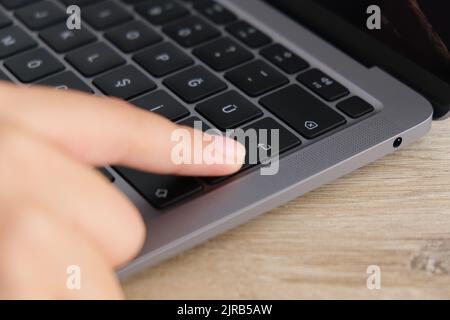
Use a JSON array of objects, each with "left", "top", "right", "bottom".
[{"left": 260, "top": 84, "right": 346, "bottom": 139}]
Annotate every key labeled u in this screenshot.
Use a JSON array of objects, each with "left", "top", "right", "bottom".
[{"left": 222, "top": 104, "right": 238, "bottom": 114}]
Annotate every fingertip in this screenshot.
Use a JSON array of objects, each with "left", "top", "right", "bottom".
[
  {"left": 182, "top": 133, "right": 246, "bottom": 177},
  {"left": 211, "top": 134, "right": 246, "bottom": 171}
]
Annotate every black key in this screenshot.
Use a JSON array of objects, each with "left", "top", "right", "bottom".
[
  {"left": 261, "top": 44, "right": 309, "bottom": 74},
  {"left": 260, "top": 85, "right": 346, "bottom": 139},
  {"left": 242, "top": 117, "right": 301, "bottom": 165},
  {"left": 40, "top": 23, "right": 96, "bottom": 53},
  {"left": 337, "top": 96, "right": 374, "bottom": 119},
  {"left": 66, "top": 42, "right": 125, "bottom": 77},
  {"left": 0, "top": 26, "right": 37, "bottom": 59},
  {"left": 4, "top": 48, "right": 64, "bottom": 83},
  {"left": 163, "top": 16, "right": 220, "bottom": 48},
  {"left": 131, "top": 90, "right": 189, "bottom": 121},
  {"left": 84, "top": 1, "right": 133, "bottom": 30},
  {"left": 196, "top": 91, "right": 262, "bottom": 131},
  {"left": 0, "top": 0, "right": 36, "bottom": 9},
  {"left": 204, "top": 117, "right": 300, "bottom": 185},
  {"left": 0, "top": 10, "right": 12, "bottom": 28},
  {"left": 164, "top": 65, "right": 227, "bottom": 103},
  {"left": 115, "top": 167, "right": 203, "bottom": 209},
  {"left": 133, "top": 42, "right": 194, "bottom": 77},
  {"left": 105, "top": 21, "right": 162, "bottom": 53},
  {"left": 226, "top": 21, "right": 271, "bottom": 49},
  {"left": 93, "top": 65, "right": 156, "bottom": 100},
  {"left": 193, "top": 37, "right": 253, "bottom": 71},
  {"left": 297, "top": 69, "right": 349, "bottom": 102},
  {"left": 194, "top": 0, "right": 237, "bottom": 25},
  {"left": 135, "top": 0, "right": 189, "bottom": 26},
  {"left": 225, "top": 60, "right": 288, "bottom": 97},
  {"left": 98, "top": 167, "right": 115, "bottom": 183},
  {"left": 15, "top": 1, "right": 66, "bottom": 31},
  {"left": 0, "top": 69, "right": 11, "bottom": 81},
  {"left": 178, "top": 116, "right": 211, "bottom": 131},
  {"left": 35, "top": 71, "right": 93, "bottom": 93}
]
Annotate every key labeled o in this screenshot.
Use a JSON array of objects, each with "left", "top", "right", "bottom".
[
  {"left": 222, "top": 104, "right": 238, "bottom": 114},
  {"left": 27, "top": 59, "right": 43, "bottom": 69}
]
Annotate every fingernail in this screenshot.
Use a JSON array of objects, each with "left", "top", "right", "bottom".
[{"left": 212, "top": 135, "right": 246, "bottom": 165}]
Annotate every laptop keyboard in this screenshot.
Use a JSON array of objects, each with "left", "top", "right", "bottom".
[{"left": 0, "top": 0, "right": 375, "bottom": 209}]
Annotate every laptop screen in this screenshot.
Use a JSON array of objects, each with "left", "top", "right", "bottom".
[
  {"left": 265, "top": 0, "right": 450, "bottom": 118},
  {"left": 313, "top": 0, "right": 450, "bottom": 84}
]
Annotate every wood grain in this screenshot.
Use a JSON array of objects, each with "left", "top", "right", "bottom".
[{"left": 124, "top": 119, "right": 450, "bottom": 299}]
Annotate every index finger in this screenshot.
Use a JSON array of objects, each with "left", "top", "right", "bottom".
[{"left": 0, "top": 83, "right": 245, "bottom": 176}]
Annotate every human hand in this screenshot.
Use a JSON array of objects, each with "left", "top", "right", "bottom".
[{"left": 0, "top": 83, "right": 245, "bottom": 299}]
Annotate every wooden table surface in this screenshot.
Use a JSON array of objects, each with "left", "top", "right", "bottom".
[{"left": 124, "top": 119, "right": 450, "bottom": 299}]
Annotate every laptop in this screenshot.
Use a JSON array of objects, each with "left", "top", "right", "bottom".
[{"left": 0, "top": 0, "right": 448, "bottom": 278}]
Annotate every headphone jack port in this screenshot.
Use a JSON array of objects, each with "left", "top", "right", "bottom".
[{"left": 393, "top": 137, "right": 403, "bottom": 148}]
